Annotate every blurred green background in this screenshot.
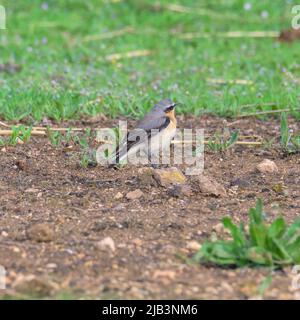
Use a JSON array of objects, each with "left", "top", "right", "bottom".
[{"left": 0, "top": 0, "right": 299, "bottom": 121}]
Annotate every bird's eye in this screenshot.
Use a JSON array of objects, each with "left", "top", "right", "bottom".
[{"left": 165, "top": 106, "right": 174, "bottom": 112}]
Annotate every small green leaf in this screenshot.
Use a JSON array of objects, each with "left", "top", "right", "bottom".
[
  {"left": 246, "top": 247, "right": 272, "bottom": 265},
  {"left": 223, "top": 217, "right": 246, "bottom": 247},
  {"left": 268, "top": 217, "right": 286, "bottom": 239},
  {"left": 226, "top": 130, "right": 239, "bottom": 148},
  {"left": 194, "top": 199, "right": 300, "bottom": 268},
  {"left": 280, "top": 113, "right": 289, "bottom": 148},
  {"left": 259, "top": 274, "right": 273, "bottom": 297}
]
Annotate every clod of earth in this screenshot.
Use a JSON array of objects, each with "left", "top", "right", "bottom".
[
  {"left": 196, "top": 175, "right": 226, "bottom": 197},
  {"left": 137, "top": 167, "right": 158, "bottom": 186},
  {"left": 256, "top": 159, "right": 279, "bottom": 174},
  {"left": 230, "top": 178, "right": 251, "bottom": 189},
  {"left": 167, "top": 184, "right": 193, "bottom": 197},
  {"left": 0, "top": 62, "right": 22, "bottom": 74},
  {"left": 15, "top": 160, "right": 27, "bottom": 171},
  {"left": 26, "top": 223, "right": 54, "bottom": 242},
  {"left": 278, "top": 29, "right": 300, "bottom": 43},
  {"left": 12, "top": 275, "right": 58, "bottom": 298}
]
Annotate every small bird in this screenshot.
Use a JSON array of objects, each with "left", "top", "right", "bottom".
[{"left": 111, "top": 99, "right": 177, "bottom": 166}]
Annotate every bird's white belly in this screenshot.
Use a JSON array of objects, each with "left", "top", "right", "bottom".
[
  {"left": 121, "top": 128, "right": 176, "bottom": 164},
  {"left": 149, "top": 127, "right": 176, "bottom": 152}
]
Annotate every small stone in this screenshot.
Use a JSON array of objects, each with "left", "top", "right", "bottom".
[
  {"left": 1, "top": 231, "right": 8, "bottom": 237},
  {"left": 186, "top": 241, "right": 201, "bottom": 251},
  {"left": 153, "top": 270, "right": 176, "bottom": 285},
  {"left": 256, "top": 159, "right": 279, "bottom": 174},
  {"left": 167, "top": 184, "right": 192, "bottom": 197},
  {"left": 126, "top": 189, "right": 144, "bottom": 200},
  {"left": 153, "top": 167, "right": 186, "bottom": 187},
  {"left": 25, "top": 188, "right": 39, "bottom": 193},
  {"left": 213, "top": 223, "right": 225, "bottom": 234},
  {"left": 132, "top": 238, "right": 143, "bottom": 246},
  {"left": 26, "top": 223, "right": 54, "bottom": 242},
  {"left": 16, "top": 137, "right": 24, "bottom": 145},
  {"left": 13, "top": 246, "right": 20, "bottom": 253},
  {"left": 114, "top": 192, "right": 123, "bottom": 199},
  {"left": 97, "top": 236, "right": 116, "bottom": 252},
  {"left": 46, "top": 263, "right": 57, "bottom": 269},
  {"left": 197, "top": 175, "right": 226, "bottom": 197},
  {"left": 1, "top": 147, "right": 7, "bottom": 152}
]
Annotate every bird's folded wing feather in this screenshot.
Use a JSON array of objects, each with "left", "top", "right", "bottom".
[{"left": 114, "top": 115, "right": 170, "bottom": 162}]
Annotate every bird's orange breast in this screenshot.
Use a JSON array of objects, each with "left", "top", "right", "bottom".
[{"left": 165, "top": 109, "right": 177, "bottom": 130}]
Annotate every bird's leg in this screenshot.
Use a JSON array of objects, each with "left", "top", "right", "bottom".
[
  {"left": 148, "top": 150, "right": 161, "bottom": 169},
  {"left": 160, "top": 147, "right": 171, "bottom": 168}
]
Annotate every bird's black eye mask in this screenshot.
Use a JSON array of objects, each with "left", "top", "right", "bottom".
[{"left": 164, "top": 104, "right": 176, "bottom": 113}]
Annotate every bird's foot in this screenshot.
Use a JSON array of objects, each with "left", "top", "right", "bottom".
[
  {"left": 150, "top": 163, "right": 159, "bottom": 169},
  {"left": 149, "top": 163, "right": 170, "bottom": 169}
]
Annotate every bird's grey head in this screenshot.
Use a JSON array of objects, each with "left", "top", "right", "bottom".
[{"left": 153, "top": 99, "right": 176, "bottom": 113}]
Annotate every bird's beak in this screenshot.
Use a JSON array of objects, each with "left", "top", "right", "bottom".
[{"left": 173, "top": 102, "right": 183, "bottom": 108}]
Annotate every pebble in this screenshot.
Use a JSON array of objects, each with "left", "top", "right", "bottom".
[
  {"left": 153, "top": 167, "right": 186, "bottom": 187},
  {"left": 97, "top": 236, "right": 116, "bottom": 253}
]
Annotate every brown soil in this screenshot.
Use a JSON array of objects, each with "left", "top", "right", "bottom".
[
  {"left": 278, "top": 29, "right": 300, "bottom": 43},
  {"left": 0, "top": 115, "right": 299, "bottom": 300}
]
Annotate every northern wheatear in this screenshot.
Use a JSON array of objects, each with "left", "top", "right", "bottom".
[{"left": 111, "top": 99, "right": 177, "bottom": 166}]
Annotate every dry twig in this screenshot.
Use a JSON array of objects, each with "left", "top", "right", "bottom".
[
  {"left": 83, "top": 27, "right": 134, "bottom": 42},
  {"left": 104, "top": 49, "right": 152, "bottom": 62},
  {"left": 177, "top": 31, "right": 279, "bottom": 40},
  {"left": 207, "top": 78, "right": 253, "bottom": 85},
  {"left": 238, "top": 108, "right": 300, "bottom": 118}
]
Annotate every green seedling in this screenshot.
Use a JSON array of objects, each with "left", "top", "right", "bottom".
[
  {"left": 194, "top": 199, "right": 300, "bottom": 268},
  {"left": 280, "top": 113, "right": 300, "bottom": 154},
  {"left": 8, "top": 125, "right": 32, "bottom": 145},
  {"left": 47, "top": 129, "right": 63, "bottom": 146},
  {"left": 207, "top": 130, "right": 239, "bottom": 152}
]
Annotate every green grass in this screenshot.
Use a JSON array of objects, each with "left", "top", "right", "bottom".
[
  {"left": 194, "top": 199, "right": 300, "bottom": 268},
  {"left": 280, "top": 112, "right": 300, "bottom": 154},
  {"left": 207, "top": 129, "right": 239, "bottom": 152},
  {"left": 0, "top": 0, "right": 300, "bottom": 122}
]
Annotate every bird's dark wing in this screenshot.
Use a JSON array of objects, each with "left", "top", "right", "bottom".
[{"left": 137, "top": 113, "right": 170, "bottom": 134}]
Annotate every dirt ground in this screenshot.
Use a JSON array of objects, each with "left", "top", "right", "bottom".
[{"left": 0, "top": 115, "right": 299, "bottom": 300}]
